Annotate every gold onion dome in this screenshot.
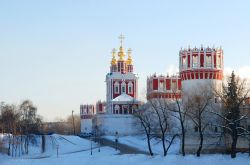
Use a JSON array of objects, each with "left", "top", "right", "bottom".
[
  {"left": 111, "top": 48, "right": 117, "bottom": 65},
  {"left": 127, "top": 48, "right": 133, "bottom": 65},
  {"left": 118, "top": 46, "right": 126, "bottom": 61}
]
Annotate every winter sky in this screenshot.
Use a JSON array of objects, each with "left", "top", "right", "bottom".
[{"left": 0, "top": 0, "right": 250, "bottom": 121}]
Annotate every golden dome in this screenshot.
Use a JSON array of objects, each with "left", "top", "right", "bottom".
[
  {"left": 118, "top": 46, "right": 126, "bottom": 61},
  {"left": 127, "top": 48, "right": 133, "bottom": 65},
  {"left": 111, "top": 48, "right": 117, "bottom": 65}
]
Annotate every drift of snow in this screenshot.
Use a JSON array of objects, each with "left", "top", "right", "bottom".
[
  {"left": 1, "top": 134, "right": 250, "bottom": 165},
  {"left": 1, "top": 151, "right": 250, "bottom": 165}
]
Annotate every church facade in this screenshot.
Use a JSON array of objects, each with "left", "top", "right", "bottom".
[
  {"left": 80, "top": 35, "right": 141, "bottom": 135},
  {"left": 106, "top": 39, "right": 140, "bottom": 115}
]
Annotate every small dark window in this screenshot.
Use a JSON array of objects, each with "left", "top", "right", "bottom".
[
  {"left": 122, "top": 87, "right": 125, "bottom": 93},
  {"left": 215, "top": 98, "right": 217, "bottom": 103},
  {"left": 194, "top": 126, "right": 198, "bottom": 132},
  {"left": 129, "top": 86, "right": 132, "bottom": 93},
  {"left": 248, "top": 125, "right": 250, "bottom": 131},
  {"left": 215, "top": 126, "right": 218, "bottom": 132}
]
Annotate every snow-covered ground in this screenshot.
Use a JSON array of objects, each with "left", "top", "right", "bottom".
[
  {"left": 0, "top": 134, "right": 98, "bottom": 158},
  {"left": 1, "top": 134, "right": 250, "bottom": 165},
  {"left": 104, "top": 135, "right": 180, "bottom": 155},
  {"left": 1, "top": 150, "right": 250, "bottom": 165}
]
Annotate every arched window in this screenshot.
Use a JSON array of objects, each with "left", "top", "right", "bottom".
[
  {"left": 217, "top": 55, "right": 221, "bottom": 68},
  {"left": 206, "top": 55, "right": 212, "bottom": 68},
  {"left": 121, "top": 82, "right": 126, "bottom": 94},
  {"left": 115, "top": 105, "right": 120, "bottom": 114},
  {"left": 192, "top": 55, "right": 198, "bottom": 68},
  {"left": 123, "top": 105, "right": 128, "bottom": 114},
  {"left": 171, "top": 81, "right": 177, "bottom": 91},
  {"left": 114, "top": 81, "right": 120, "bottom": 94},
  {"left": 128, "top": 81, "right": 133, "bottom": 94},
  {"left": 214, "top": 126, "right": 218, "bottom": 133},
  {"left": 194, "top": 126, "right": 198, "bottom": 132},
  {"left": 182, "top": 57, "right": 186, "bottom": 69},
  {"left": 159, "top": 80, "right": 164, "bottom": 91}
]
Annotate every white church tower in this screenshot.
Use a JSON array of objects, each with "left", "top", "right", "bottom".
[
  {"left": 92, "top": 34, "right": 141, "bottom": 136},
  {"left": 106, "top": 34, "right": 139, "bottom": 114}
]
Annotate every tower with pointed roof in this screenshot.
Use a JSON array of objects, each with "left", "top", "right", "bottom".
[{"left": 106, "top": 34, "right": 139, "bottom": 114}]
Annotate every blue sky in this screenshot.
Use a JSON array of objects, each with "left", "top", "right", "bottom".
[{"left": 0, "top": 0, "right": 250, "bottom": 121}]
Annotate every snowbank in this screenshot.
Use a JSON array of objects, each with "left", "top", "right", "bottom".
[
  {"left": 104, "top": 135, "right": 180, "bottom": 155},
  {"left": 1, "top": 151, "right": 250, "bottom": 165},
  {"left": 1, "top": 134, "right": 250, "bottom": 165},
  {"left": 0, "top": 134, "right": 97, "bottom": 158}
]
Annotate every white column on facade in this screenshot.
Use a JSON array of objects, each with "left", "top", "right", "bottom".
[
  {"left": 179, "top": 53, "right": 182, "bottom": 71},
  {"left": 111, "top": 79, "right": 113, "bottom": 101},
  {"left": 211, "top": 50, "right": 214, "bottom": 69},
  {"left": 198, "top": 51, "right": 200, "bottom": 68},
  {"left": 204, "top": 50, "right": 206, "bottom": 68},
  {"left": 222, "top": 52, "right": 224, "bottom": 70},
  {"left": 190, "top": 51, "right": 193, "bottom": 69}
]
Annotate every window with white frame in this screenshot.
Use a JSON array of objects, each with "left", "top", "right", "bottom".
[
  {"left": 159, "top": 81, "right": 164, "bottom": 91},
  {"left": 217, "top": 55, "right": 221, "bottom": 68},
  {"left": 206, "top": 55, "right": 212, "bottom": 68},
  {"left": 121, "top": 82, "right": 126, "bottom": 93},
  {"left": 114, "top": 105, "right": 120, "bottom": 114},
  {"left": 114, "top": 81, "right": 119, "bottom": 94},
  {"left": 171, "top": 81, "right": 177, "bottom": 91},
  {"left": 192, "top": 55, "right": 198, "bottom": 68},
  {"left": 123, "top": 105, "right": 128, "bottom": 114},
  {"left": 182, "top": 57, "right": 186, "bottom": 69},
  {"left": 128, "top": 81, "right": 133, "bottom": 94}
]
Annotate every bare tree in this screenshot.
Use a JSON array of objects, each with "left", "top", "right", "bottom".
[
  {"left": 184, "top": 88, "right": 213, "bottom": 157},
  {"left": 134, "top": 103, "right": 155, "bottom": 156},
  {"left": 167, "top": 91, "right": 187, "bottom": 156},
  {"left": 0, "top": 104, "right": 19, "bottom": 156},
  {"left": 0, "top": 100, "right": 42, "bottom": 156},
  {"left": 67, "top": 114, "right": 81, "bottom": 135},
  {"left": 212, "top": 71, "right": 250, "bottom": 158},
  {"left": 19, "top": 100, "right": 42, "bottom": 154},
  {"left": 149, "top": 99, "right": 179, "bottom": 156}
]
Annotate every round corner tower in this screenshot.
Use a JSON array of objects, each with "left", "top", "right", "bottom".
[{"left": 179, "top": 46, "right": 224, "bottom": 97}]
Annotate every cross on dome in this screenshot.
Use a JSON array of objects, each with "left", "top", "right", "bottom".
[
  {"left": 118, "top": 33, "right": 125, "bottom": 47},
  {"left": 111, "top": 48, "right": 117, "bottom": 65}
]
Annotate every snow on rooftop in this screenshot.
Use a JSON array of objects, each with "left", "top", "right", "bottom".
[{"left": 112, "top": 93, "right": 138, "bottom": 102}]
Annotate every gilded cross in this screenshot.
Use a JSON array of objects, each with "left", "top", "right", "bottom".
[{"left": 118, "top": 33, "right": 125, "bottom": 46}]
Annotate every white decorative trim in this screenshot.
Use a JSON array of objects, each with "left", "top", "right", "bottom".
[
  {"left": 128, "top": 81, "right": 133, "bottom": 94},
  {"left": 121, "top": 81, "right": 126, "bottom": 94},
  {"left": 114, "top": 81, "right": 120, "bottom": 94}
]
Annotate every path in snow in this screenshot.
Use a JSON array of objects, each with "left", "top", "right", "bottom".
[{"left": 92, "top": 137, "right": 150, "bottom": 155}]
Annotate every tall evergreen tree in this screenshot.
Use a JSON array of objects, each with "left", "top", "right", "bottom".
[
  {"left": 214, "top": 71, "right": 249, "bottom": 158},
  {"left": 226, "top": 72, "right": 240, "bottom": 158}
]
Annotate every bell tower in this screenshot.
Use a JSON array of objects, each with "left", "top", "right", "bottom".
[{"left": 106, "top": 34, "right": 139, "bottom": 114}]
